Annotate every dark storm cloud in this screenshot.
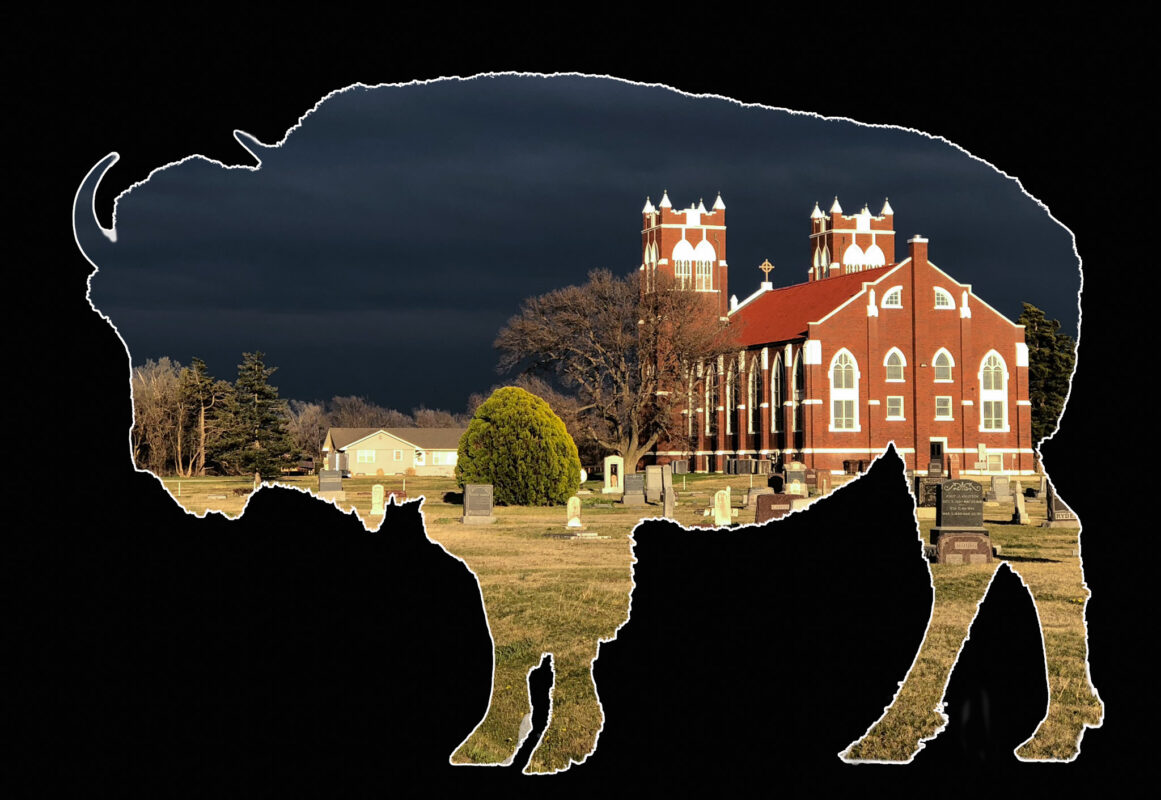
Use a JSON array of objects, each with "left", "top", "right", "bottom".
[{"left": 83, "top": 75, "right": 1080, "bottom": 411}]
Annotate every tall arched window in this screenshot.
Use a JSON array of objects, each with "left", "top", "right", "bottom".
[
  {"left": 933, "top": 349, "right": 954, "bottom": 382},
  {"left": 705, "top": 364, "right": 718, "bottom": 436},
  {"left": 979, "top": 351, "right": 1008, "bottom": 431},
  {"left": 771, "top": 353, "right": 783, "bottom": 433},
  {"left": 696, "top": 260, "right": 713, "bottom": 291},
  {"left": 675, "top": 260, "right": 691, "bottom": 289},
  {"left": 793, "top": 351, "right": 805, "bottom": 433},
  {"left": 829, "top": 349, "right": 860, "bottom": 431},
  {"left": 725, "top": 363, "right": 735, "bottom": 436},
  {"left": 748, "top": 357, "right": 760, "bottom": 435},
  {"left": 884, "top": 348, "right": 906, "bottom": 382}
]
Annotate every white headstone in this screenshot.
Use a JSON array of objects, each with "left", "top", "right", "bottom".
[
  {"left": 567, "top": 496, "right": 583, "bottom": 528},
  {"left": 579, "top": 468, "right": 588, "bottom": 484},
  {"left": 371, "top": 484, "right": 385, "bottom": 514},
  {"left": 603, "top": 455, "right": 625, "bottom": 494},
  {"left": 713, "top": 489, "right": 731, "bottom": 526}
]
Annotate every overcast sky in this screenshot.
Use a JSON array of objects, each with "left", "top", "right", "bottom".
[{"left": 78, "top": 74, "right": 1080, "bottom": 413}]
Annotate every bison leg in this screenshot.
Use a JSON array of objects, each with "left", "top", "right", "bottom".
[
  {"left": 842, "top": 562, "right": 999, "bottom": 762},
  {"left": 450, "top": 649, "right": 543, "bottom": 766},
  {"left": 523, "top": 647, "right": 604, "bottom": 774},
  {"left": 1011, "top": 554, "right": 1104, "bottom": 760}
]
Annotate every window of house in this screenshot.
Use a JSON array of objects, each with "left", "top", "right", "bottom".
[
  {"left": 934, "top": 287, "right": 953, "bottom": 308},
  {"left": 356, "top": 450, "right": 375, "bottom": 463},
  {"left": 432, "top": 451, "right": 457, "bottom": 466},
  {"left": 886, "top": 396, "right": 904, "bottom": 419},
  {"left": 933, "top": 350, "right": 954, "bottom": 382},
  {"left": 675, "top": 260, "right": 691, "bottom": 290},
  {"left": 829, "top": 349, "right": 859, "bottom": 431},
  {"left": 414, "top": 450, "right": 426, "bottom": 466},
  {"left": 935, "top": 396, "right": 953, "bottom": 419},
  {"left": 885, "top": 349, "right": 905, "bottom": 381},
  {"left": 881, "top": 286, "right": 902, "bottom": 308},
  {"left": 393, "top": 450, "right": 402, "bottom": 461}
]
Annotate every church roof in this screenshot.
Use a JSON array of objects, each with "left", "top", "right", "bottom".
[{"left": 731, "top": 266, "right": 895, "bottom": 345}]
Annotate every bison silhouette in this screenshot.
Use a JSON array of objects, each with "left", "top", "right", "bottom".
[{"left": 71, "top": 76, "right": 1102, "bottom": 772}]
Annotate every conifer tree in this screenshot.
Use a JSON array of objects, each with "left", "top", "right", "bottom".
[
  {"left": 215, "top": 352, "right": 296, "bottom": 477},
  {"left": 1017, "top": 303, "right": 1076, "bottom": 442},
  {"left": 455, "top": 387, "right": 581, "bottom": 506}
]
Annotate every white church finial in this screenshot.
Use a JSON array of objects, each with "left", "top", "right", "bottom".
[
  {"left": 698, "top": 198, "right": 708, "bottom": 213},
  {"left": 659, "top": 190, "right": 672, "bottom": 209},
  {"left": 881, "top": 197, "right": 894, "bottom": 216},
  {"left": 642, "top": 196, "right": 655, "bottom": 214},
  {"left": 713, "top": 192, "right": 726, "bottom": 211},
  {"left": 810, "top": 201, "right": 823, "bottom": 219},
  {"left": 830, "top": 196, "right": 843, "bottom": 214}
]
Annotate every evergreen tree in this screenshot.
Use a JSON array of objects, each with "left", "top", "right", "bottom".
[
  {"left": 1017, "top": 303, "right": 1076, "bottom": 442},
  {"left": 455, "top": 387, "right": 581, "bottom": 506},
  {"left": 215, "top": 352, "right": 296, "bottom": 477}
]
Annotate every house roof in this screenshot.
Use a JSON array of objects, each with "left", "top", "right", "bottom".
[
  {"left": 326, "top": 427, "right": 466, "bottom": 451},
  {"left": 730, "top": 266, "right": 895, "bottom": 346}
]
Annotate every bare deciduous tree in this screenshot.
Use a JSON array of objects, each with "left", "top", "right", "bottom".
[{"left": 495, "top": 270, "right": 739, "bottom": 471}]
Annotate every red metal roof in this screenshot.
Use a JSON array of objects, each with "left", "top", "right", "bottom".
[{"left": 730, "top": 266, "right": 896, "bottom": 346}]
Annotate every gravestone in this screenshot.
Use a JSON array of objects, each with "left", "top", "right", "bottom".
[
  {"left": 755, "top": 493, "right": 794, "bottom": 524},
  {"left": 1043, "top": 483, "right": 1080, "bottom": 528},
  {"left": 987, "top": 475, "right": 1012, "bottom": 502},
  {"left": 784, "top": 462, "right": 806, "bottom": 496},
  {"left": 253, "top": 471, "right": 262, "bottom": 490},
  {"left": 930, "top": 479, "right": 992, "bottom": 564},
  {"left": 804, "top": 468, "right": 818, "bottom": 488},
  {"left": 371, "top": 484, "right": 385, "bottom": 515},
  {"left": 579, "top": 468, "right": 588, "bottom": 484},
  {"left": 317, "top": 470, "right": 346, "bottom": 502},
  {"left": 662, "top": 466, "right": 676, "bottom": 518},
  {"left": 927, "top": 460, "right": 943, "bottom": 478},
  {"left": 566, "top": 496, "right": 583, "bottom": 529},
  {"left": 746, "top": 486, "right": 775, "bottom": 510},
  {"left": 671, "top": 459, "right": 689, "bottom": 474},
  {"left": 816, "top": 472, "right": 831, "bottom": 494},
  {"left": 1012, "top": 490, "right": 1028, "bottom": 525},
  {"left": 915, "top": 476, "right": 944, "bottom": 508},
  {"left": 621, "top": 473, "right": 647, "bottom": 506},
  {"left": 602, "top": 455, "right": 625, "bottom": 494},
  {"left": 712, "top": 489, "right": 732, "bottom": 526},
  {"left": 755, "top": 459, "right": 772, "bottom": 475},
  {"left": 645, "top": 465, "right": 663, "bottom": 503},
  {"left": 462, "top": 483, "right": 495, "bottom": 525}
]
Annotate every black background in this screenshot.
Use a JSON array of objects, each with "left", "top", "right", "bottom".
[{"left": 13, "top": 10, "right": 1143, "bottom": 795}]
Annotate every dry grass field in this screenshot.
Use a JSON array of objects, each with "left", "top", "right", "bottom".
[{"left": 158, "top": 470, "right": 1100, "bottom": 769}]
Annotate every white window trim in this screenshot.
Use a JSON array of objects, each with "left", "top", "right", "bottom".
[
  {"left": 881, "top": 285, "right": 903, "bottom": 308},
  {"left": 829, "top": 349, "right": 861, "bottom": 432},
  {"left": 393, "top": 449, "right": 403, "bottom": 461},
  {"left": 933, "top": 287, "right": 954, "bottom": 309},
  {"left": 934, "top": 396, "right": 954, "bottom": 420},
  {"left": 886, "top": 396, "right": 905, "bottom": 420},
  {"left": 933, "top": 348, "right": 955, "bottom": 383},
  {"left": 884, "top": 347, "right": 907, "bottom": 382},
  {"left": 978, "top": 350, "right": 1010, "bottom": 432},
  {"left": 356, "top": 449, "right": 375, "bottom": 463}
]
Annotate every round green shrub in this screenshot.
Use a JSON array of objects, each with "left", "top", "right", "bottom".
[{"left": 455, "top": 387, "right": 582, "bottom": 506}]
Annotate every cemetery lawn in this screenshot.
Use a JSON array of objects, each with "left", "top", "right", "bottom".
[
  {"left": 845, "top": 489, "right": 1100, "bottom": 762},
  {"left": 160, "top": 472, "right": 1098, "bottom": 766}
]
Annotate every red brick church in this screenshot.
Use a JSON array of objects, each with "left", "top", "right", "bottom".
[{"left": 641, "top": 192, "right": 1035, "bottom": 477}]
